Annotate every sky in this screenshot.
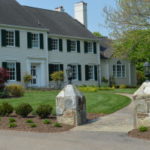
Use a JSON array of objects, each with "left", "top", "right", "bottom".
[{"left": 16, "top": 0, "right": 116, "bottom": 37}]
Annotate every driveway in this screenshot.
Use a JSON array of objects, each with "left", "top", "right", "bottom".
[
  {"left": 0, "top": 93, "right": 150, "bottom": 150},
  {"left": 72, "top": 93, "right": 134, "bottom": 132}
]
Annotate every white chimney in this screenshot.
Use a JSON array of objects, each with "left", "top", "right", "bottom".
[
  {"left": 55, "top": 6, "right": 65, "bottom": 12},
  {"left": 74, "top": 1, "right": 88, "bottom": 28}
]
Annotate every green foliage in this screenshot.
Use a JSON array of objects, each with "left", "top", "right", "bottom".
[
  {"left": 30, "top": 123, "right": 37, "bottom": 128},
  {"left": 15, "top": 103, "right": 33, "bottom": 117},
  {"left": 23, "top": 74, "right": 32, "bottom": 83},
  {"left": 138, "top": 126, "right": 148, "bottom": 132},
  {"left": 119, "top": 84, "right": 127, "bottom": 89},
  {"left": 136, "top": 70, "right": 145, "bottom": 85},
  {"left": 8, "top": 123, "right": 17, "bottom": 128},
  {"left": 26, "top": 119, "right": 34, "bottom": 123},
  {"left": 101, "top": 77, "right": 109, "bottom": 83},
  {"left": 93, "top": 32, "right": 103, "bottom": 37},
  {"left": 6, "top": 84, "right": 25, "bottom": 97},
  {"left": 9, "top": 118, "right": 16, "bottom": 123},
  {"left": 51, "top": 71, "right": 64, "bottom": 82},
  {"left": 36, "top": 104, "right": 53, "bottom": 118},
  {"left": 53, "top": 122, "right": 62, "bottom": 127},
  {"left": 43, "top": 119, "right": 51, "bottom": 124},
  {"left": 0, "top": 103, "right": 13, "bottom": 116}
]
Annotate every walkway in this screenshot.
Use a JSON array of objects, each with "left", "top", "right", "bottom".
[{"left": 72, "top": 93, "right": 134, "bottom": 132}]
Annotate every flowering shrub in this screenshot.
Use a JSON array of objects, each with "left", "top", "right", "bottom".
[{"left": 0, "top": 68, "right": 9, "bottom": 91}]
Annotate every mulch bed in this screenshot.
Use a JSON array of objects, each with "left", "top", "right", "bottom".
[
  {"left": 0, "top": 115, "right": 74, "bottom": 133},
  {"left": 128, "top": 128, "right": 150, "bottom": 141}
]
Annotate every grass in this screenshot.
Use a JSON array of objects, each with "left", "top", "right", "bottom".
[{"left": 0, "top": 89, "right": 133, "bottom": 114}]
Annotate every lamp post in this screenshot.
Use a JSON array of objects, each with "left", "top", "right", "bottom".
[
  {"left": 66, "top": 66, "right": 73, "bottom": 84},
  {"left": 144, "top": 62, "right": 150, "bottom": 81}
]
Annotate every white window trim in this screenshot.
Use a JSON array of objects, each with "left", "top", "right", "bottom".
[
  {"left": 88, "top": 65, "right": 95, "bottom": 80},
  {"left": 87, "top": 41, "right": 93, "bottom": 53},
  {"left": 51, "top": 38, "right": 59, "bottom": 51},
  {"left": 31, "top": 32, "right": 40, "bottom": 49},
  {"left": 69, "top": 64, "right": 78, "bottom": 81},
  {"left": 7, "top": 62, "right": 17, "bottom": 82},
  {"left": 70, "top": 40, "right": 77, "bottom": 52},
  {"left": 113, "top": 62, "right": 126, "bottom": 78},
  {"left": 5, "top": 30, "right": 16, "bottom": 48}
]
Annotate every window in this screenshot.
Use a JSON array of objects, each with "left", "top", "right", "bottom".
[
  {"left": 6, "top": 31, "right": 15, "bottom": 46},
  {"left": 88, "top": 65, "right": 94, "bottom": 80},
  {"left": 31, "top": 33, "right": 39, "bottom": 48},
  {"left": 87, "top": 42, "right": 93, "bottom": 53},
  {"left": 7, "top": 62, "right": 16, "bottom": 81},
  {"left": 51, "top": 39, "right": 59, "bottom": 50},
  {"left": 70, "top": 41, "right": 77, "bottom": 51},
  {"left": 69, "top": 65, "right": 78, "bottom": 80},
  {"left": 113, "top": 61, "right": 126, "bottom": 78}
]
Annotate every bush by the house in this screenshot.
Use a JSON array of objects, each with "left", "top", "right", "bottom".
[
  {"left": 26, "top": 119, "right": 34, "bottom": 123},
  {"left": 0, "top": 102, "right": 14, "bottom": 116},
  {"left": 30, "top": 123, "right": 37, "bottom": 128},
  {"left": 9, "top": 118, "right": 16, "bottom": 123},
  {"left": 15, "top": 103, "right": 33, "bottom": 117},
  {"left": 36, "top": 104, "right": 53, "bottom": 118},
  {"left": 53, "top": 122, "right": 62, "bottom": 127},
  {"left": 119, "top": 84, "right": 127, "bottom": 89},
  {"left": 138, "top": 126, "right": 149, "bottom": 132},
  {"left": 23, "top": 73, "right": 32, "bottom": 88},
  {"left": 43, "top": 119, "right": 51, "bottom": 124},
  {"left": 6, "top": 84, "right": 25, "bottom": 97},
  {"left": 137, "top": 70, "right": 145, "bottom": 85},
  {"left": 0, "top": 68, "right": 9, "bottom": 98},
  {"left": 8, "top": 123, "right": 17, "bottom": 128}
]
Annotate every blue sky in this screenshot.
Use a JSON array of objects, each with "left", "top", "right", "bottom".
[{"left": 16, "top": 0, "right": 116, "bottom": 37}]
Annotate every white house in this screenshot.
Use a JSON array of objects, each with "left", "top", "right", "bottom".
[{"left": 0, "top": 0, "right": 100, "bottom": 88}]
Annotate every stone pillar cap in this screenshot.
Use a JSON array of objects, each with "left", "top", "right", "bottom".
[{"left": 133, "top": 81, "right": 150, "bottom": 100}]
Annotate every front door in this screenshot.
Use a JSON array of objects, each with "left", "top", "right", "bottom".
[{"left": 31, "top": 64, "right": 39, "bottom": 87}]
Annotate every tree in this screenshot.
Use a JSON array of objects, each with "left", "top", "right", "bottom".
[
  {"left": 113, "top": 29, "right": 150, "bottom": 71},
  {"left": 93, "top": 32, "right": 103, "bottom": 37},
  {"left": 104, "top": 0, "right": 150, "bottom": 37},
  {"left": 0, "top": 68, "right": 9, "bottom": 91}
]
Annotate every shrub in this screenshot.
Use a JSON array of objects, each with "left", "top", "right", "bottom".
[
  {"left": 8, "top": 123, "right": 17, "bottom": 128},
  {"left": 119, "top": 84, "right": 127, "bottom": 89},
  {"left": 43, "top": 119, "right": 51, "bottom": 124},
  {"left": 9, "top": 118, "right": 16, "bottom": 123},
  {"left": 137, "top": 70, "right": 145, "bottom": 85},
  {"left": 101, "top": 77, "right": 109, "bottom": 83},
  {"left": 6, "top": 84, "right": 25, "bottom": 97},
  {"left": 30, "top": 123, "right": 37, "bottom": 128},
  {"left": 0, "top": 103, "right": 13, "bottom": 116},
  {"left": 53, "top": 122, "right": 62, "bottom": 127},
  {"left": 26, "top": 119, "right": 34, "bottom": 123},
  {"left": 15, "top": 103, "right": 33, "bottom": 117},
  {"left": 23, "top": 74, "right": 32, "bottom": 83},
  {"left": 138, "top": 126, "right": 148, "bottom": 132},
  {"left": 36, "top": 104, "right": 53, "bottom": 118}
]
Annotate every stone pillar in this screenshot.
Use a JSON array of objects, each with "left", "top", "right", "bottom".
[
  {"left": 133, "top": 81, "right": 150, "bottom": 128},
  {"left": 56, "top": 84, "right": 87, "bottom": 126}
]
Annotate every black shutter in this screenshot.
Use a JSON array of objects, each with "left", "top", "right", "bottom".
[
  {"left": 94, "top": 65, "right": 98, "bottom": 81},
  {"left": 77, "top": 41, "right": 80, "bottom": 53},
  {"left": 84, "top": 42, "right": 88, "bottom": 53},
  {"left": 48, "top": 38, "right": 52, "bottom": 51},
  {"left": 60, "top": 64, "right": 64, "bottom": 71},
  {"left": 93, "top": 42, "right": 97, "bottom": 54},
  {"left": 1, "top": 30, "right": 7, "bottom": 47},
  {"left": 85, "top": 65, "right": 89, "bottom": 81},
  {"left": 67, "top": 40, "right": 71, "bottom": 52},
  {"left": 49, "top": 64, "right": 54, "bottom": 81},
  {"left": 15, "top": 31, "right": 20, "bottom": 47},
  {"left": 16, "top": 62, "right": 21, "bottom": 81},
  {"left": 2, "top": 62, "right": 7, "bottom": 69},
  {"left": 78, "top": 65, "right": 82, "bottom": 81},
  {"left": 40, "top": 33, "right": 44, "bottom": 49},
  {"left": 59, "top": 39, "right": 63, "bottom": 52},
  {"left": 27, "top": 32, "right": 32, "bottom": 48}
]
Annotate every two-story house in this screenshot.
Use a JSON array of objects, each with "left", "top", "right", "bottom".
[{"left": 0, "top": 0, "right": 100, "bottom": 88}]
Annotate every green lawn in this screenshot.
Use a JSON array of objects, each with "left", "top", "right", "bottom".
[{"left": 0, "top": 89, "right": 132, "bottom": 114}]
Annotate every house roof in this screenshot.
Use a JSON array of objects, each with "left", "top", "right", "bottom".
[
  {"left": 99, "top": 37, "right": 113, "bottom": 59},
  {"left": 0, "top": 0, "right": 97, "bottom": 40}
]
